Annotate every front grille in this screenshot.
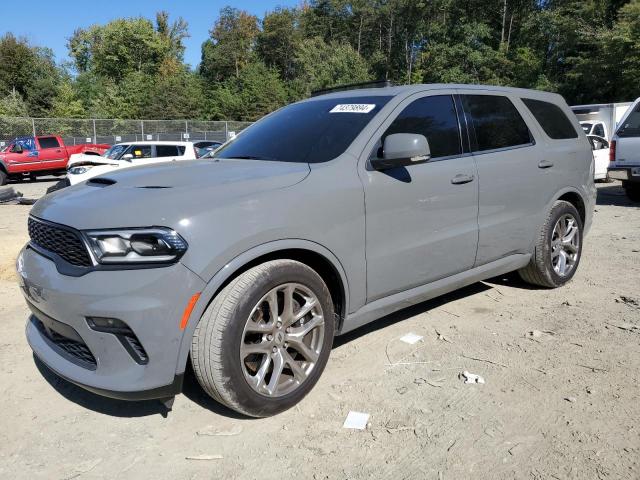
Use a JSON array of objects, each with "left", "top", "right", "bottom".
[
  {"left": 33, "top": 318, "right": 97, "bottom": 370},
  {"left": 28, "top": 217, "right": 92, "bottom": 267}
]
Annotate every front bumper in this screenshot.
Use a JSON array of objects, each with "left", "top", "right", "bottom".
[{"left": 19, "top": 245, "right": 206, "bottom": 400}]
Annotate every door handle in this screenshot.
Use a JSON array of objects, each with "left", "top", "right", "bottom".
[
  {"left": 538, "top": 160, "right": 554, "bottom": 169},
  {"left": 451, "top": 174, "right": 475, "bottom": 185}
]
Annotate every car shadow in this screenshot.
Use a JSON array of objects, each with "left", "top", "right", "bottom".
[
  {"left": 34, "top": 276, "right": 540, "bottom": 418},
  {"left": 596, "top": 183, "right": 636, "bottom": 207},
  {"left": 34, "top": 353, "right": 250, "bottom": 420}
]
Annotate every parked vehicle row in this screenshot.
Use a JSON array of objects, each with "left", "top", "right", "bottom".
[
  {"left": 0, "top": 135, "right": 110, "bottom": 185},
  {"left": 18, "top": 83, "right": 595, "bottom": 417},
  {"left": 608, "top": 97, "right": 640, "bottom": 201}
]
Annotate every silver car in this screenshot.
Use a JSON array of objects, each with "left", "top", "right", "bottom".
[{"left": 18, "top": 84, "right": 595, "bottom": 417}]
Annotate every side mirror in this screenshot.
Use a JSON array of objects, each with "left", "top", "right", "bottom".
[
  {"left": 122, "top": 154, "right": 134, "bottom": 161},
  {"left": 370, "top": 133, "right": 431, "bottom": 171}
]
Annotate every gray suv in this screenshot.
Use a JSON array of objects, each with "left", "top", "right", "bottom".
[{"left": 18, "top": 84, "right": 595, "bottom": 417}]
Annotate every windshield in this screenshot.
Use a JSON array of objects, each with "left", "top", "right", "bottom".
[
  {"left": 215, "top": 96, "right": 392, "bottom": 163},
  {"left": 103, "top": 144, "right": 129, "bottom": 160}
]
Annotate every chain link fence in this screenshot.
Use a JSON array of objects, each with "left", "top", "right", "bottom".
[{"left": 0, "top": 117, "right": 253, "bottom": 146}]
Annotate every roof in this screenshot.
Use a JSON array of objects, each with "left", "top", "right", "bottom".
[{"left": 306, "top": 83, "right": 566, "bottom": 101}]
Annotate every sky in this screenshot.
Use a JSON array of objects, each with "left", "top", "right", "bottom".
[{"left": 0, "top": 0, "right": 299, "bottom": 69}]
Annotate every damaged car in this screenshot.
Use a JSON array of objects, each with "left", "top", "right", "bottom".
[{"left": 66, "top": 141, "right": 198, "bottom": 185}]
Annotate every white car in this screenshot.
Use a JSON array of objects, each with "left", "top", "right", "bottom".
[
  {"left": 587, "top": 135, "right": 610, "bottom": 181},
  {"left": 66, "top": 141, "right": 198, "bottom": 185},
  {"left": 608, "top": 97, "right": 640, "bottom": 201}
]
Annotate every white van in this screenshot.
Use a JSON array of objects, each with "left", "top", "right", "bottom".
[
  {"left": 608, "top": 97, "right": 640, "bottom": 201},
  {"left": 66, "top": 141, "right": 197, "bottom": 185}
]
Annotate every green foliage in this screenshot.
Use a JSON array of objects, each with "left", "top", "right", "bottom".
[{"left": 1, "top": 2, "right": 639, "bottom": 122}]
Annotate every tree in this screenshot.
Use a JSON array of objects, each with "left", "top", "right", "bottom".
[
  {"left": 200, "top": 7, "right": 260, "bottom": 81},
  {"left": 256, "top": 7, "right": 302, "bottom": 80},
  {"left": 290, "top": 37, "right": 372, "bottom": 98},
  {"left": 50, "top": 80, "right": 85, "bottom": 118},
  {"left": 0, "top": 89, "right": 29, "bottom": 116},
  {"left": 156, "top": 11, "right": 190, "bottom": 62},
  {"left": 208, "top": 61, "right": 287, "bottom": 121}
]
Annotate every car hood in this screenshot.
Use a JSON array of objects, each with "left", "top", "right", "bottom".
[
  {"left": 67, "top": 153, "right": 117, "bottom": 168},
  {"left": 32, "top": 159, "right": 311, "bottom": 230}
]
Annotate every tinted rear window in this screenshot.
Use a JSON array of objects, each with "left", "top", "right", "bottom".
[
  {"left": 215, "top": 96, "right": 392, "bottom": 163},
  {"left": 522, "top": 98, "right": 578, "bottom": 139},
  {"left": 463, "top": 95, "right": 532, "bottom": 152},
  {"left": 156, "top": 145, "right": 180, "bottom": 157},
  {"left": 38, "top": 137, "right": 60, "bottom": 149},
  {"left": 617, "top": 104, "right": 640, "bottom": 138},
  {"left": 382, "top": 95, "right": 461, "bottom": 159}
]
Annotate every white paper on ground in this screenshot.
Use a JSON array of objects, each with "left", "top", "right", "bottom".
[
  {"left": 399, "top": 333, "right": 423, "bottom": 345},
  {"left": 343, "top": 411, "right": 370, "bottom": 429}
]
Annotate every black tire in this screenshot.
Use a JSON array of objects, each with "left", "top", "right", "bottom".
[
  {"left": 46, "top": 178, "right": 70, "bottom": 194},
  {"left": 625, "top": 184, "right": 640, "bottom": 202},
  {"left": 0, "top": 170, "right": 7, "bottom": 186},
  {"left": 191, "top": 260, "right": 335, "bottom": 417},
  {"left": 518, "top": 200, "right": 583, "bottom": 288}
]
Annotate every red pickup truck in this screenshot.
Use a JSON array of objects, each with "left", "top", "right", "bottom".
[{"left": 0, "top": 135, "right": 110, "bottom": 185}]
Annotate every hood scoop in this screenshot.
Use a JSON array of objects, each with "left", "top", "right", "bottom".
[
  {"left": 87, "top": 177, "right": 117, "bottom": 187},
  {"left": 136, "top": 185, "right": 172, "bottom": 189}
]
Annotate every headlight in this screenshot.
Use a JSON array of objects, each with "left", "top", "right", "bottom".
[
  {"left": 84, "top": 228, "right": 188, "bottom": 264},
  {"left": 68, "top": 166, "right": 91, "bottom": 175}
]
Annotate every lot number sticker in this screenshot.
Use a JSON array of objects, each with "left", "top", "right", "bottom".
[{"left": 330, "top": 104, "right": 376, "bottom": 113}]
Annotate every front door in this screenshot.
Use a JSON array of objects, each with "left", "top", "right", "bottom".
[
  {"left": 36, "top": 136, "right": 66, "bottom": 170},
  {"left": 360, "top": 93, "right": 479, "bottom": 303}
]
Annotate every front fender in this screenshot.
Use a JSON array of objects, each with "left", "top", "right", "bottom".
[{"left": 173, "top": 239, "right": 350, "bottom": 375}]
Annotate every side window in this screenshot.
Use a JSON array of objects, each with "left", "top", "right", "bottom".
[
  {"left": 617, "top": 104, "right": 640, "bottom": 138},
  {"left": 463, "top": 95, "right": 532, "bottom": 151},
  {"left": 128, "top": 145, "right": 152, "bottom": 159},
  {"left": 382, "top": 95, "right": 461, "bottom": 159},
  {"left": 593, "top": 124, "right": 605, "bottom": 138},
  {"left": 155, "top": 145, "right": 180, "bottom": 157},
  {"left": 38, "top": 137, "right": 60, "bottom": 149},
  {"left": 177, "top": 146, "right": 186, "bottom": 155},
  {"left": 522, "top": 98, "right": 578, "bottom": 140}
]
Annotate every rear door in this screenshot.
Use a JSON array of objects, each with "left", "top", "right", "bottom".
[
  {"left": 360, "top": 92, "right": 479, "bottom": 302},
  {"left": 458, "top": 90, "right": 556, "bottom": 265},
  {"left": 36, "top": 136, "right": 66, "bottom": 170},
  {"left": 615, "top": 101, "right": 640, "bottom": 168}
]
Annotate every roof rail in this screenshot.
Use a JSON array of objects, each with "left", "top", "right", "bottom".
[{"left": 310, "top": 79, "right": 394, "bottom": 97}]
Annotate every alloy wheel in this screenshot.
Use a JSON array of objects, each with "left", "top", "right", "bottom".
[
  {"left": 240, "top": 283, "right": 325, "bottom": 397},
  {"left": 550, "top": 213, "right": 580, "bottom": 276}
]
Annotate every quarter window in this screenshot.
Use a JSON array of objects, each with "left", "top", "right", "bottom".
[
  {"left": 38, "top": 137, "right": 60, "bottom": 149},
  {"left": 522, "top": 98, "right": 578, "bottom": 140},
  {"left": 463, "top": 95, "right": 532, "bottom": 151},
  {"left": 383, "top": 95, "right": 461, "bottom": 159}
]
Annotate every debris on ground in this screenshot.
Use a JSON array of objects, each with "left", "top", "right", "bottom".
[
  {"left": 343, "top": 411, "right": 370, "bottom": 430},
  {"left": 399, "top": 333, "right": 423, "bottom": 345},
  {"left": 460, "top": 371, "right": 485, "bottom": 384},
  {"left": 435, "top": 328, "right": 453, "bottom": 343},
  {"left": 0, "top": 187, "right": 37, "bottom": 205},
  {"left": 396, "top": 386, "right": 408, "bottom": 395},
  {"left": 606, "top": 322, "right": 640, "bottom": 332},
  {"left": 196, "top": 425, "right": 243, "bottom": 437},
  {"left": 564, "top": 396, "right": 577, "bottom": 403},
  {"left": 185, "top": 455, "right": 223, "bottom": 461},
  {"left": 616, "top": 295, "right": 639, "bottom": 308}
]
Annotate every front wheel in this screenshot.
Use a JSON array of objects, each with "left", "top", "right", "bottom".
[
  {"left": 0, "top": 170, "right": 7, "bottom": 186},
  {"left": 190, "top": 260, "right": 335, "bottom": 417},
  {"left": 519, "top": 200, "right": 583, "bottom": 288}
]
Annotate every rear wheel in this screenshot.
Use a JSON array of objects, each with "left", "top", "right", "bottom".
[
  {"left": 0, "top": 170, "right": 7, "bottom": 186},
  {"left": 191, "top": 260, "right": 335, "bottom": 417},
  {"left": 519, "top": 200, "right": 583, "bottom": 288},
  {"left": 624, "top": 184, "right": 640, "bottom": 202}
]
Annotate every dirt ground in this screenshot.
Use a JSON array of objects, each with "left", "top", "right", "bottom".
[{"left": 0, "top": 180, "right": 638, "bottom": 480}]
